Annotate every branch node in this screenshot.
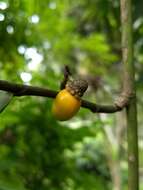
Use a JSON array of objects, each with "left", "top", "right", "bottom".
[{"left": 114, "top": 91, "right": 135, "bottom": 108}]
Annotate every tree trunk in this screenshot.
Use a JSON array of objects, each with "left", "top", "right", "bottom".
[{"left": 120, "top": 0, "right": 139, "bottom": 189}]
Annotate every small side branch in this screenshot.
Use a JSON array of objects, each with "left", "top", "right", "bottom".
[
  {"left": 60, "top": 66, "right": 71, "bottom": 90},
  {"left": 0, "top": 80, "right": 124, "bottom": 113}
]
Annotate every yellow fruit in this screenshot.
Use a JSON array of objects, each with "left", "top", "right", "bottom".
[{"left": 52, "top": 89, "right": 81, "bottom": 121}]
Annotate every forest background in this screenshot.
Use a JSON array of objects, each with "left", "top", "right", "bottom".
[{"left": 0, "top": 0, "right": 142, "bottom": 189}]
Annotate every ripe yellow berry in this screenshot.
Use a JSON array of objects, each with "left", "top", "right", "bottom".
[
  {"left": 52, "top": 89, "right": 81, "bottom": 121},
  {"left": 52, "top": 78, "right": 88, "bottom": 121}
]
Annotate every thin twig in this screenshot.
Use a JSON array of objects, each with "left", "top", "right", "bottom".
[{"left": 60, "top": 65, "right": 71, "bottom": 89}]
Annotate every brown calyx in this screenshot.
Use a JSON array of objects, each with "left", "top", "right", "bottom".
[{"left": 65, "top": 79, "right": 88, "bottom": 99}]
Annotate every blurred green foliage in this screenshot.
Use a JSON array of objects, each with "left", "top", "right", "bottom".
[{"left": 0, "top": 0, "right": 143, "bottom": 189}]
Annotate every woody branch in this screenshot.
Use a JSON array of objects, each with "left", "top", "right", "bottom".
[{"left": 0, "top": 78, "right": 127, "bottom": 113}]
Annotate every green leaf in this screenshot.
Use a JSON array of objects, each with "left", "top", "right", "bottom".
[{"left": 0, "top": 91, "right": 13, "bottom": 113}]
